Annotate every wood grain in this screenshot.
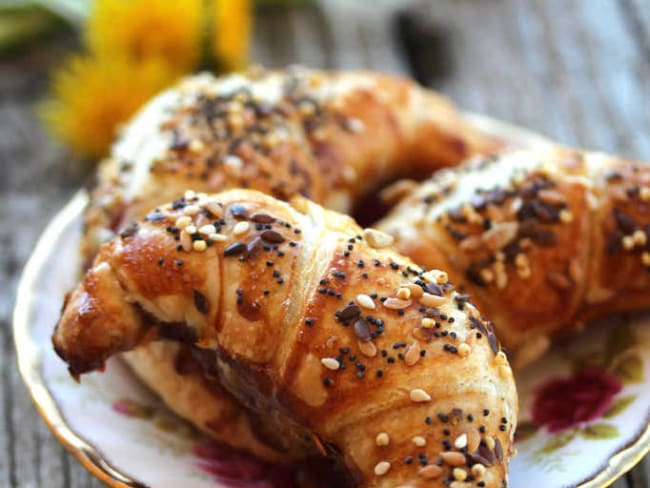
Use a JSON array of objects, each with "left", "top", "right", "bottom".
[{"left": 1, "top": 0, "right": 647, "bottom": 486}]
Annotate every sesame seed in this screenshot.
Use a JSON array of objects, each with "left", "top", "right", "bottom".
[
  {"left": 471, "top": 463, "right": 486, "bottom": 478},
  {"left": 559, "top": 209, "right": 573, "bottom": 223},
  {"left": 454, "top": 433, "right": 468, "bottom": 449},
  {"left": 622, "top": 235, "right": 635, "bottom": 250},
  {"left": 375, "top": 432, "right": 390, "bottom": 446},
  {"left": 640, "top": 187, "right": 650, "bottom": 201},
  {"left": 458, "top": 343, "right": 471, "bottom": 357},
  {"left": 356, "top": 294, "right": 376, "bottom": 310},
  {"left": 199, "top": 224, "right": 217, "bottom": 235},
  {"left": 193, "top": 240, "right": 207, "bottom": 252},
  {"left": 321, "top": 358, "right": 340, "bottom": 370},
  {"left": 441, "top": 451, "right": 466, "bottom": 466},
  {"left": 396, "top": 287, "right": 411, "bottom": 300},
  {"left": 417, "top": 465, "right": 442, "bottom": 479},
  {"left": 633, "top": 229, "right": 647, "bottom": 246},
  {"left": 404, "top": 342, "right": 421, "bottom": 366},
  {"left": 358, "top": 340, "right": 378, "bottom": 358},
  {"left": 180, "top": 231, "right": 193, "bottom": 252},
  {"left": 183, "top": 205, "right": 200, "bottom": 216},
  {"left": 374, "top": 461, "right": 391, "bottom": 476},
  {"left": 453, "top": 467, "right": 468, "bottom": 481},
  {"left": 209, "top": 233, "right": 227, "bottom": 242},
  {"left": 185, "top": 225, "right": 197, "bottom": 235},
  {"left": 410, "top": 388, "right": 431, "bottom": 402},
  {"left": 233, "top": 221, "right": 250, "bottom": 236},
  {"left": 363, "top": 228, "right": 394, "bottom": 248},
  {"left": 421, "top": 318, "right": 435, "bottom": 328},
  {"left": 420, "top": 292, "right": 446, "bottom": 308},
  {"left": 485, "top": 435, "right": 496, "bottom": 449},
  {"left": 423, "top": 269, "right": 448, "bottom": 285},
  {"left": 175, "top": 216, "right": 192, "bottom": 229},
  {"left": 412, "top": 436, "right": 426, "bottom": 447},
  {"left": 642, "top": 252, "right": 650, "bottom": 266},
  {"left": 383, "top": 297, "right": 411, "bottom": 310}
]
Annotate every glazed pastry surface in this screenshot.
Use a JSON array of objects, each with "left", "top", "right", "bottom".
[
  {"left": 55, "top": 189, "right": 517, "bottom": 487},
  {"left": 378, "top": 148, "right": 650, "bottom": 366}
]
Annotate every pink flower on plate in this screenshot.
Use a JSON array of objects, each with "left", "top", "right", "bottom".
[{"left": 531, "top": 368, "right": 622, "bottom": 433}]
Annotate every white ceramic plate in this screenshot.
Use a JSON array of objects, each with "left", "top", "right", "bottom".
[{"left": 13, "top": 116, "right": 650, "bottom": 487}]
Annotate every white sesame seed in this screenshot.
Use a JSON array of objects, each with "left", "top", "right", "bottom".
[
  {"left": 622, "top": 235, "right": 635, "bottom": 250},
  {"left": 559, "top": 209, "right": 573, "bottom": 223},
  {"left": 374, "top": 461, "right": 390, "bottom": 476},
  {"left": 193, "top": 240, "right": 207, "bottom": 252},
  {"left": 441, "top": 451, "right": 466, "bottom": 466},
  {"left": 199, "top": 224, "right": 217, "bottom": 235},
  {"left": 418, "top": 465, "right": 442, "bottom": 479},
  {"left": 633, "top": 229, "right": 647, "bottom": 246},
  {"left": 183, "top": 205, "right": 200, "bottom": 216},
  {"left": 395, "top": 286, "right": 411, "bottom": 300},
  {"left": 175, "top": 216, "right": 193, "bottom": 229},
  {"left": 641, "top": 187, "right": 650, "bottom": 202},
  {"left": 453, "top": 467, "right": 467, "bottom": 481},
  {"left": 356, "top": 294, "right": 376, "bottom": 310},
  {"left": 485, "top": 435, "right": 496, "bottom": 449},
  {"left": 375, "top": 432, "right": 390, "bottom": 446},
  {"left": 233, "top": 221, "right": 250, "bottom": 236},
  {"left": 180, "top": 231, "right": 192, "bottom": 252},
  {"left": 185, "top": 225, "right": 197, "bottom": 235},
  {"left": 457, "top": 343, "right": 471, "bottom": 358},
  {"left": 409, "top": 388, "right": 431, "bottom": 402},
  {"left": 471, "top": 463, "right": 486, "bottom": 478},
  {"left": 209, "top": 233, "right": 227, "bottom": 242},
  {"left": 421, "top": 318, "right": 435, "bottom": 329},
  {"left": 321, "top": 358, "right": 340, "bottom": 370},
  {"left": 358, "top": 340, "right": 377, "bottom": 358},
  {"left": 184, "top": 190, "right": 196, "bottom": 199},
  {"left": 420, "top": 293, "right": 446, "bottom": 308},
  {"left": 383, "top": 297, "right": 411, "bottom": 310},
  {"left": 206, "top": 201, "right": 223, "bottom": 218},
  {"left": 423, "top": 269, "right": 448, "bottom": 285},
  {"left": 412, "top": 436, "right": 426, "bottom": 447},
  {"left": 363, "top": 228, "right": 394, "bottom": 248},
  {"left": 454, "top": 433, "right": 468, "bottom": 449},
  {"left": 642, "top": 252, "right": 650, "bottom": 266},
  {"left": 189, "top": 139, "right": 204, "bottom": 152}
]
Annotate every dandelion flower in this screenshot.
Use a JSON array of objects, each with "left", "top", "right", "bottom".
[
  {"left": 86, "top": 0, "right": 203, "bottom": 75},
  {"left": 212, "top": 0, "right": 252, "bottom": 71},
  {"left": 40, "top": 55, "right": 177, "bottom": 159}
]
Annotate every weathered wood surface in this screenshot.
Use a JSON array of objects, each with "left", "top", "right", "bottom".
[{"left": 1, "top": 0, "right": 648, "bottom": 486}]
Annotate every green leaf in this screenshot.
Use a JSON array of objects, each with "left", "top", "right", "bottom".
[
  {"left": 581, "top": 423, "right": 619, "bottom": 440},
  {"left": 613, "top": 354, "right": 644, "bottom": 384},
  {"left": 514, "top": 421, "right": 540, "bottom": 443},
  {"left": 603, "top": 395, "right": 636, "bottom": 418},
  {"left": 536, "top": 429, "right": 577, "bottom": 454}
]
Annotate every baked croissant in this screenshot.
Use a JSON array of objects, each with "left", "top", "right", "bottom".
[
  {"left": 82, "top": 66, "right": 500, "bottom": 262},
  {"left": 378, "top": 148, "right": 650, "bottom": 366},
  {"left": 55, "top": 189, "right": 518, "bottom": 487}
]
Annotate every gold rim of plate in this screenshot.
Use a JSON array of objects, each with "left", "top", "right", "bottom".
[{"left": 12, "top": 114, "right": 650, "bottom": 488}]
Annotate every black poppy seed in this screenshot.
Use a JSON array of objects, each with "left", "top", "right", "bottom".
[
  {"left": 380, "top": 350, "right": 387, "bottom": 357},
  {"left": 442, "top": 440, "right": 451, "bottom": 450},
  {"left": 323, "top": 377, "right": 332, "bottom": 387},
  {"left": 236, "top": 297, "right": 243, "bottom": 304},
  {"left": 340, "top": 347, "right": 350, "bottom": 354},
  {"left": 263, "top": 290, "right": 270, "bottom": 295},
  {"left": 438, "top": 413, "right": 449, "bottom": 423},
  {"left": 425, "top": 416, "right": 433, "bottom": 425},
  {"left": 356, "top": 371, "right": 365, "bottom": 379},
  {"left": 305, "top": 318, "right": 314, "bottom": 326},
  {"left": 266, "top": 261, "right": 274, "bottom": 267},
  {"left": 362, "top": 273, "right": 369, "bottom": 279},
  {"left": 443, "top": 344, "right": 458, "bottom": 354},
  {"left": 343, "top": 251, "right": 350, "bottom": 257},
  {"left": 467, "top": 414, "right": 474, "bottom": 422},
  {"left": 176, "top": 260, "right": 184, "bottom": 266},
  {"left": 500, "top": 425, "right": 507, "bottom": 431},
  {"left": 387, "top": 357, "right": 395, "bottom": 364},
  {"left": 443, "top": 429, "right": 450, "bottom": 436},
  {"left": 478, "top": 483, "right": 485, "bottom": 487},
  {"left": 277, "top": 278, "right": 284, "bottom": 284},
  {"left": 483, "top": 409, "right": 490, "bottom": 416},
  {"left": 272, "top": 270, "right": 280, "bottom": 278},
  {"left": 157, "top": 258, "right": 164, "bottom": 265},
  {"left": 289, "top": 241, "right": 297, "bottom": 247},
  {"left": 501, "top": 417, "right": 508, "bottom": 423},
  {"left": 176, "top": 245, "right": 183, "bottom": 251},
  {"left": 398, "top": 353, "right": 404, "bottom": 360},
  {"left": 450, "top": 332, "right": 457, "bottom": 339},
  {"left": 404, "top": 456, "right": 413, "bottom": 465},
  {"left": 357, "top": 260, "right": 365, "bottom": 268},
  {"left": 390, "top": 263, "right": 399, "bottom": 270},
  {"left": 376, "top": 369, "right": 383, "bottom": 378},
  {"left": 441, "top": 331, "right": 448, "bottom": 337},
  {"left": 479, "top": 426, "right": 486, "bottom": 433}
]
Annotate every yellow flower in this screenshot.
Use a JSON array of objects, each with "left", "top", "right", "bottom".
[
  {"left": 212, "top": 0, "right": 252, "bottom": 71},
  {"left": 86, "top": 0, "right": 203, "bottom": 75},
  {"left": 40, "top": 55, "right": 177, "bottom": 159}
]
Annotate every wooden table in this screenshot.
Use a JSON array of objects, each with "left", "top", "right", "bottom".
[{"left": 1, "top": 0, "right": 648, "bottom": 486}]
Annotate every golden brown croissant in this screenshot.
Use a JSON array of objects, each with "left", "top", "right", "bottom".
[
  {"left": 378, "top": 148, "right": 650, "bottom": 366},
  {"left": 82, "top": 66, "right": 500, "bottom": 261},
  {"left": 55, "top": 189, "right": 517, "bottom": 487}
]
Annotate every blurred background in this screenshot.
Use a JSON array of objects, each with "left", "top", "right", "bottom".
[{"left": 1, "top": 0, "right": 648, "bottom": 486}]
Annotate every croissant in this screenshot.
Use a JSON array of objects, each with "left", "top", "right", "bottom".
[
  {"left": 82, "top": 67, "right": 500, "bottom": 262},
  {"left": 54, "top": 189, "right": 518, "bottom": 487},
  {"left": 377, "top": 148, "right": 650, "bottom": 366}
]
